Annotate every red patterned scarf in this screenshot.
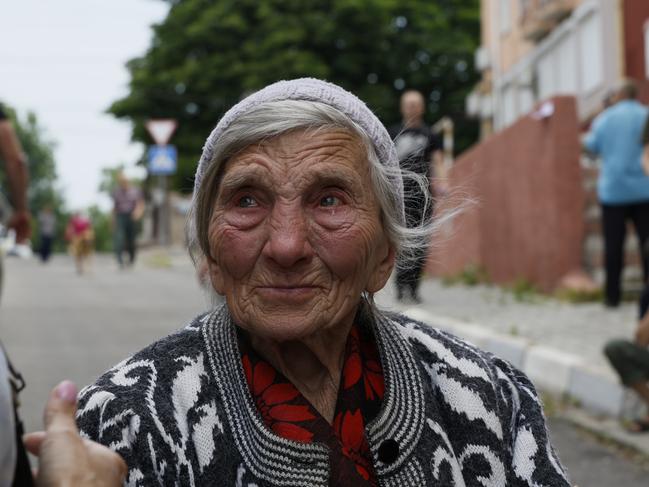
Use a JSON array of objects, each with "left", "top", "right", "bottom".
[{"left": 238, "top": 323, "right": 385, "bottom": 486}]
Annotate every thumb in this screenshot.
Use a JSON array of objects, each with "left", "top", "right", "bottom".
[{"left": 43, "top": 380, "right": 79, "bottom": 434}]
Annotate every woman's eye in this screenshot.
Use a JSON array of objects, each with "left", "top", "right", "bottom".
[
  {"left": 320, "top": 195, "right": 342, "bottom": 207},
  {"left": 237, "top": 195, "right": 258, "bottom": 208}
]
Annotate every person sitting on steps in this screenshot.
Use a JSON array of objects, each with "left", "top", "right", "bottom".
[{"left": 604, "top": 284, "right": 649, "bottom": 432}]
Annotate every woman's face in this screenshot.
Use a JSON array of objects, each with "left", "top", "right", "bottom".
[{"left": 207, "top": 129, "right": 395, "bottom": 341}]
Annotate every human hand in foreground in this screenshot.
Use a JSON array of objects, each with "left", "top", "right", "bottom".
[{"left": 23, "top": 380, "right": 127, "bottom": 487}]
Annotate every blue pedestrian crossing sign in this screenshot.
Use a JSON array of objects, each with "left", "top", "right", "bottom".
[{"left": 148, "top": 145, "right": 177, "bottom": 175}]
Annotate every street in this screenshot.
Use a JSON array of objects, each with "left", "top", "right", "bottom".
[
  {"left": 550, "top": 417, "right": 648, "bottom": 486},
  {"left": 1, "top": 251, "right": 648, "bottom": 485},
  {"left": 0, "top": 251, "right": 208, "bottom": 435}
]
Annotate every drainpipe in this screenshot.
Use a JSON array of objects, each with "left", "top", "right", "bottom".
[
  {"left": 490, "top": 0, "right": 503, "bottom": 132},
  {"left": 615, "top": 0, "right": 626, "bottom": 79}
]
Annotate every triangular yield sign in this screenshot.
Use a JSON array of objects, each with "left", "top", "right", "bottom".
[{"left": 145, "top": 119, "right": 178, "bottom": 145}]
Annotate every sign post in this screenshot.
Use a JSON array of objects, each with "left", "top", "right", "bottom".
[{"left": 145, "top": 119, "right": 178, "bottom": 246}]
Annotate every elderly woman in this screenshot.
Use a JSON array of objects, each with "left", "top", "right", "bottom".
[{"left": 77, "top": 79, "right": 569, "bottom": 486}]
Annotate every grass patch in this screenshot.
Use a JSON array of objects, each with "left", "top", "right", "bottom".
[
  {"left": 555, "top": 286, "right": 603, "bottom": 303},
  {"left": 143, "top": 253, "right": 173, "bottom": 269},
  {"left": 506, "top": 278, "right": 542, "bottom": 303},
  {"left": 442, "top": 264, "right": 490, "bottom": 287},
  {"left": 540, "top": 392, "right": 581, "bottom": 418}
]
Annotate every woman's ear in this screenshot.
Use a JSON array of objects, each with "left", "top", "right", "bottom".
[
  {"left": 366, "top": 241, "right": 396, "bottom": 293},
  {"left": 206, "top": 257, "right": 226, "bottom": 295}
]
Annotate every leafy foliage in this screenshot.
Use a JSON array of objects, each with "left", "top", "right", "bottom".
[
  {"left": 88, "top": 205, "right": 114, "bottom": 253},
  {"left": 111, "top": 0, "right": 480, "bottom": 193},
  {"left": 98, "top": 164, "right": 127, "bottom": 197}
]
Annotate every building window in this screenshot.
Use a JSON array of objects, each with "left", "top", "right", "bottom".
[
  {"left": 499, "top": 0, "right": 511, "bottom": 35},
  {"left": 537, "top": 50, "right": 555, "bottom": 101},
  {"left": 535, "top": 33, "right": 579, "bottom": 102},
  {"left": 502, "top": 84, "right": 516, "bottom": 127},
  {"left": 519, "top": 87, "right": 535, "bottom": 116},
  {"left": 556, "top": 34, "right": 577, "bottom": 94},
  {"left": 578, "top": 12, "right": 603, "bottom": 94}
]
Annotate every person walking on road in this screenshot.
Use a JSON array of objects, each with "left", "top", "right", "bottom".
[
  {"left": 112, "top": 172, "right": 144, "bottom": 269},
  {"left": 37, "top": 205, "right": 56, "bottom": 262},
  {"left": 389, "top": 90, "right": 444, "bottom": 303},
  {"left": 584, "top": 80, "right": 649, "bottom": 307},
  {"left": 65, "top": 212, "right": 94, "bottom": 275}
]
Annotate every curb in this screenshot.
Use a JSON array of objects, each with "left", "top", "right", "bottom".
[
  {"left": 402, "top": 307, "right": 639, "bottom": 419},
  {"left": 558, "top": 408, "right": 649, "bottom": 457}
]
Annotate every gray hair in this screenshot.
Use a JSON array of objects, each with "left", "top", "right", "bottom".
[
  {"left": 617, "top": 78, "right": 638, "bottom": 100},
  {"left": 187, "top": 99, "right": 435, "bottom": 275}
]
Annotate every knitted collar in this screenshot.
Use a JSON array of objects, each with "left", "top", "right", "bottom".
[{"left": 201, "top": 304, "right": 425, "bottom": 485}]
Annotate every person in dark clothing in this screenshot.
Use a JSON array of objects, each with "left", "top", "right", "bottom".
[
  {"left": 584, "top": 80, "right": 649, "bottom": 307},
  {"left": 389, "top": 90, "right": 444, "bottom": 302},
  {"left": 38, "top": 205, "right": 56, "bottom": 262},
  {"left": 112, "top": 172, "right": 144, "bottom": 268}
]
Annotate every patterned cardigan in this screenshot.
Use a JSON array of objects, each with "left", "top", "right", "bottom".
[{"left": 76, "top": 305, "right": 570, "bottom": 486}]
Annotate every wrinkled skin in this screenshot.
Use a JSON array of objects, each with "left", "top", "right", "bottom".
[{"left": 208, "top": 129, "right": 395, "bottom": 341}]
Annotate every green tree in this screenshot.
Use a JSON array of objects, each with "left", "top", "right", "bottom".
[
  {"left": 88, "top": 205, "right": 114, "bottom": 253},
  {"left": 110, "top": 0, "right": 480, "bottom": 193},
  {"left": 98, "top": 164, "right": 126, "bottom": 196}
]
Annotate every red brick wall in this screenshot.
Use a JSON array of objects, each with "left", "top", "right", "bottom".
[
  {"left": 637, "top": 79, "right": 649, "bottom": 105},
  {"left": 622, "top": 0, "right": 649, "bottom": 81},
  {"left": 427, "top": 97, "right": 584, "bottom": 291}
]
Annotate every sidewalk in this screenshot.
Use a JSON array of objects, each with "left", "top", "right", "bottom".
[{"left": 374, "top": 277, "right": 649, "bottom": 455}]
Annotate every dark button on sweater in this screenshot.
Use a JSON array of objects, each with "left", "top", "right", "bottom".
[{"left": 377, "top": 439, "right": 399, "bottom": 464}]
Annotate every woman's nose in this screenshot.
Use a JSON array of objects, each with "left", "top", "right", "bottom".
[{"left": 263, "top": 203, "right": 313, "bottom": 268}]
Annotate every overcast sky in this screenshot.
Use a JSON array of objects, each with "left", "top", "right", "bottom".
[{"left": 0, "top": 0, "right": 170, "bottom": 210}]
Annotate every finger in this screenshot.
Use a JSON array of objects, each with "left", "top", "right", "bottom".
[
  {"left": 43, "top": 380, "right": 79, "bottom": 434},
  {"left": 22, "top": 431, "right": 46, "bottom": 455},
  {"left": 86, "top": 441, "right": 128, "bottom": 484},
  {"left": 113, "top": 454, "right": 128, "bottom": 483}
]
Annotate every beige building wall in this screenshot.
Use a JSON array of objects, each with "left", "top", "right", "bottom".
[
  {"left": 483, "top": 0, "right": 587, "bottom": 73},
  {"left": 473, "top": 0, "right": 624, "bottom": 136}
]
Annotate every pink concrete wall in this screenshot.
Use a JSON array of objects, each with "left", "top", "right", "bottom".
[
  {"left": 623, "top": 0, "right": 649, "bottom": 82},
  {"left": 427, "top": 96, "right": 584, "bottom": 291}
]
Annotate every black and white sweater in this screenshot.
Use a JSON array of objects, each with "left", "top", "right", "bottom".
[{"left": 76, "top": 305, "right": 570, "bottom": 486}]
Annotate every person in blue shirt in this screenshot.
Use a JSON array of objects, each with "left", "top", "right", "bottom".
[{"left": 584, "top": 80, "right": 649, "bottom": 307}]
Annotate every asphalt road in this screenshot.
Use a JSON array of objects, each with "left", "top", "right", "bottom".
[
  {"left": 0, "top": 252, "right": 209, "bottom": 434},
  {"left": 550, "top": 417, "right": 648, "bottom": 486},
  {"left": 1, "top": 252, "right": 648, "bottom": 485}
]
